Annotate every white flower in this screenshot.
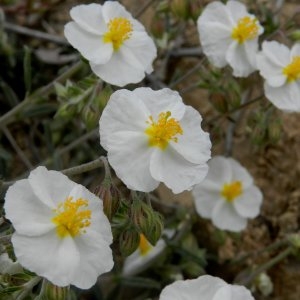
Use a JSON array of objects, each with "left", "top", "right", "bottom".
[
  {"left": 64, "top": 2, "right": 157, "bottom": 87},
  {"left": 192, "top": 156, "right": 262, "bottom": 232},
  {"left": 159, "top": 275, "right": 254, "bottom": 300},
  {"left": 99, "top": 87, "right": 211, "bottom": 194},
  {"left": 4, "top": 166, "right": 113, "bottom": 289},
  {"left": 197, "top": 0, "right": 263, "bottom": 77},
  {"left": 123, "top": 230, "right": 174, "bottom": 276},
  {"left": 257, "top": 41, "right": 300, "bottom": 111}
]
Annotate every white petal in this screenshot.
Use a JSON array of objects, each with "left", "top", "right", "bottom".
[
  {"left": 192, "top": 186, "right": 222, "bottom": 218},
  {"left": 90, "top": 52, "right": 145, "bottom": 86},
  {"left": 205, "top": 156, "right": 233, "bottom": 188},
  {"left": 264, "top": 81, "right": 300, "bottom": 112},
  {"left": 69, "top": 4, "right": 107, "bottom": 35},
  {"left": 244, "top": 38, "right": 259, "bottom": 70},
  {"left": 171, "top": 106, "right": 211, "bottom": 164},
  {"left": 99, "top": 89, "right": 149, "bottom": 150},
  {"left": 261, "top": 41, "right": 290, "bottom": 68},
  {"left": 102, "top": 1, "right": 133, "bottom": 22},
  {"left": 160, "top": 275, "right": 226, "bottom": 300},
  {"left": 228, "top": 158, "right": 253, "bottom": 189},
  {"left": 233, "top": 186, "right": 263, "bottom": 218},
  {"left": 212, "top": 200, "right": 247, "bottom": 231},
  {"left": 226, "top": 41, "right": 256, "bottom": 77},
  {"left": 4, "top": 179, "right": 55, "bottom": 236},
  {"left": 28, "top": 166, "right": 76, "bottom": 208},
  {"left": 226, "top": 1, "right": 250, "bottom": 22},
  {"left": 64, "top": 22, "right": 113, "bottom": 64},
  {"left": 122, "top": 31, "right": 157, "bottom": 73},
  {"left": 213, "top": 285, "right": 232, "bottom": 300},
  {"left": 108, "top": 131, "right": 159, "bottom": 192},
  {"left": 12, "top": 231, "right": 80, "bottom": 287},
  {"left": 291, "top": 43, "right": 300, "bottom": 57},
  {"left": 198, "top": 23, "right": 232, "bottom": 68},
  {"left": 150, "top": 148, "right": 209, "bottom": 194},
  {"left": 230, "top": 285, "right": 255, "bottom": 300},
  {"left": 72, "top": 230, "right": 113, "bottom": 289},
  {"left": 198, "top": 2, "right": 233, "bottom": 28},
  {"left": 134, "top": 88, "right": 186, "bottom": 121}
]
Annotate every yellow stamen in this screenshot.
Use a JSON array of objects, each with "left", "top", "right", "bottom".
[
  {"left": 145, "top": 111, "right": 183, "bottom": 150},
  {"left": 103, "top": 17, "right": 133, "bottom": 51},
  {"left": 52, "top": 197, "right": 91, "bottom": 238},
  {"left": 282, "top": 56, "right": 300, "bottom": 82},
  {"left": 139, "top": 234, "right": 152, "bottom": 256},
  {"left": 221, "top": 181, "right": 243, "bottom": 202},
  {"left": 231, "top": 16, "right": 259, "bottom": 44}
]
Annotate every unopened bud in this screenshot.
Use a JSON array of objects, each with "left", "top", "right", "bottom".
[
  {"left": 143, "top": 213, "right": 163, "bottom": 246},
  {"left": 82, "top": 107, "right": 98, "bottom": 131},
  {"left": 38, "top": 279, "right": 70, "bottom": 300},
  {"left": 170, "top": 0, "right": 189, "bottom": 20},
  {"left": 289, "top": 30, "right": 300, "bottom": 41},
  {"left": 210, "top": 93, "right": 228, "bottom": 113},
  {"left": 119, "top": 229, "right": 140, "bottom": 257}
]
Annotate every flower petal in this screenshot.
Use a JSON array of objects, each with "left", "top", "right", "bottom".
[
  {"left": 122, "top": 31, "right": 157, "bottom": 73},
  {"left": 205, "top": 156, "right": 233, "bottom": 187},
  {"left": 228, "top": 158, "right": 253, "bottom": 189},
  {"left": 12, "top": 231, "right": 80, "bottom": 287},
  {"left": 233, "top": 186, "right": 263, "bottom": 218},
  {"left": 212, "top": 200, "right": 247, "bottom": 231},
  {"left": 291, "top": 43, "right": 300, "bottom": 57},
  {"left": 4, "top": 179, "right": 55, "bottom": 236},
  {"left": 150, "top": 148, "right": 209, "bottom": 194},
  {"left": 193, "top": 186, "right": 222, "bottom": 218},
  {"left": 69, "top": 4, "right": 107, "bottom": 35},
  {"left": 264, "top": 81, "right": 300, "bottom": 112},
  {"left": 28, "top": 166, "right": 76, "bottom": 208},
  {"left": 135, "top": 88, "right": 186, "bottom": 121},
  {"left": 226, "top": 41, "right": 256, "bottom": 77},
  {"left": 72, "top": 229, "right": 113, "bottom": 289},
  {"left": 160, "top": 275, "right": 226, "bottom": 300},
  {"left": 102, "top": 1, "right": 133, "bottom": 22},
  {"left": 108, "top": 131, "right": 159, "bottom": 192},
  {"left": 64, "top": 22, "right": 113, "bottom": 64},
  {"left": 171, "top": 106, "right": 211, "bottom": 164},
  {"left": 99, "top": 89, "right": 149, "bottom": 150},
  {"left": 226, "top": 0, "right": 250, "bottom": 22},
  {"left": 90, "top": 52, "right": 145, "bottom": 86}
]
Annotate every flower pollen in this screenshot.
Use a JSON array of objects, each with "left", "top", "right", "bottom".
[
  {"left": 139, "top": 234, "right": 152, "bottom": 256},
  {"left": 231, "top": 16, "right": 259, "bottom": 44},
  {"left": 221, "top": 181, "right": 243, "bottom": 202},
  {"left": 145, "top": 111, "right": 183, "bottom": 150},
  {"left": 103, "top": 17, "right": 133, "bottom": 51},
  {"left": 283, "top": 56, "right": 300, "bottom": 82},
  {"left": 52, "top": 197, "right": 91, "bottom": 238}
]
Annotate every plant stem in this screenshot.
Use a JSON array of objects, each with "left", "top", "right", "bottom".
[{"left": 0, "top": 61, "right": 84, "bottom": 127}]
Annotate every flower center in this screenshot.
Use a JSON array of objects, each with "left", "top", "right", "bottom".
[
  {"left": 221, "top": 181, "right": 243, "bottom": 202},
  {"left": 282, "top": 56, "right": 300, "bottom": 82},
  {"left": 139, "top": 234, "right": 152, "bottom": 256},
  {"left": 103, "top": 17, "right": 133, "bottom": 51},
  {"left": 145, "top": 111, "right": 183, "bottom": 150},
  {"left": 52, "top": 197, "right": 91, "bottom": 238},
  {"left": 231, "top": 16, "right": 259, "bottom": 44}
]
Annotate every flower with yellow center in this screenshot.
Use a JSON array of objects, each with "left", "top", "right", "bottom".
[
  {"left": 257, "top": 41, "right": 300, "bottom": 112},
  {"left": 145, "top": 111, "right": 183, "bottom": 150},
  {"left": 197, "top": 1, "right": 263, "bottom": 77},
  {"left": 103, "top": 17, "right": 133, "bottom": 51},
  {"left": 99, "top": 87, "right": 211, "bottom": 194},
  {"left": 4, "top": 166, "right": 113, "bottom": 289},
  {"left": 64, "top": 2, "right": 157, "bottom": 86},
  {"left": 192, "top": 156, "right": 263, "bottom": 232}
]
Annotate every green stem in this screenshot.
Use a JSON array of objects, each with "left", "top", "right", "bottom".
[{"left": 62, "top": 157, "right": 103, "bottom": 177}]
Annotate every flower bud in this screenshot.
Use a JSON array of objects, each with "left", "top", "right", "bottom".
[
  {"left": 143, "top": 213, "right": 163, "bottom": 246},
  {"left": 210, "top": 93, "right": 228, "bottom": 113},
  {"left": 119, "top": 228, "right": 140, "bottom": 257},
  {"left": 170, "top": 0, "right": 189, "bottom": 20},
  {"left": 38, "top": 279, "right": 71, "bottom": 300},
  {"left": 289, "top": 30, "right": 300, "bottom": 42}
]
